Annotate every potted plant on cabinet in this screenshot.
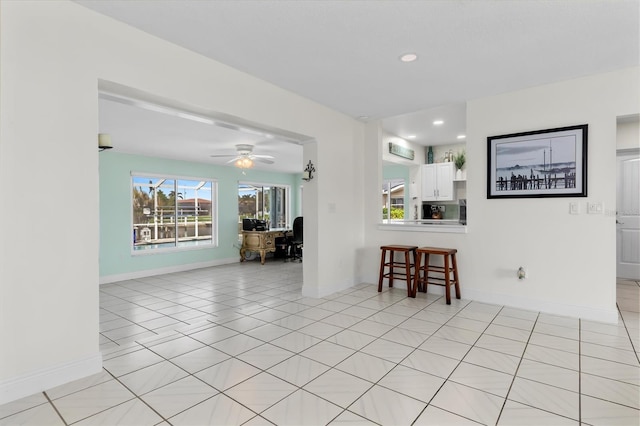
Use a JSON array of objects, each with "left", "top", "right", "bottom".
[{"left": 453, "top": 150, "right": 466, "bottom": 180}]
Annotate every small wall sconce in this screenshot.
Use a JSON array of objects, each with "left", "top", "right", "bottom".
[
  {"left": 98, "top": 133, "right": 113, "bottom": 151},
  {"left": 302, "top": 160, "right": 315, "bottom": 181}
]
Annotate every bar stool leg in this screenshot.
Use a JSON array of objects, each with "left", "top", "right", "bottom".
[
  {"left": 378, "top": 249, "right": 386, "bottom": 292},
  {"left": 424, "top": 253, "right": 430, "bottom": 295},
  {"left": 444, "top": 254, "right": 451, "bottom": 304},
  {"left": 404, "top": 249, "right": 413, "bottom": 298},
  {"left": 452, "top": 253, "right": 461, "bottom": 300},
  {"left": 413, "top": 251, "right": 421, "bottom": 296},
  {"left": 388, "top": 251, "right": 395, "bottom": 288}
]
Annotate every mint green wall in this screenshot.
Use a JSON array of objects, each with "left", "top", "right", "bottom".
[{"left": 99, "top": 152, "right": 301, "bottom": 278}]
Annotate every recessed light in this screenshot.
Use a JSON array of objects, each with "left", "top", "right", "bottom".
[
  {"left": 407, "top": 135, "right": 416, "bottom": 139},
  {"left": 433, "top": 120, "right": 444, "bottom": 125},
  {"left": 400, "top": 53, "right": 418, "bottom": 62},
  {"left": 457, "top": 134, "right": 466, "bottom": 139},
  {"left": 358, "top": 115, "right": 369, "bottom": 121}
]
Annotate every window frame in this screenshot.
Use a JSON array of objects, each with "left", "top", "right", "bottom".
[
  {"left": 130, "top": 172, "right": 218, "bottom": 255},
  {"left": 382, "top": 178, "right": 406, "bottom": 222},
  {"left": 238, "top": 181, "right": 291, "bottom": 229}
]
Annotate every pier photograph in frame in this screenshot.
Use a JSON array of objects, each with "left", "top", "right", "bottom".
[{"left": 487, "top": 124, "right": 587, "bottom": 199}]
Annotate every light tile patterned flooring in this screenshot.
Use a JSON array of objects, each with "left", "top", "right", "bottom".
[{"left": 1, "top": 261, "right": 639, "bottom": 425}]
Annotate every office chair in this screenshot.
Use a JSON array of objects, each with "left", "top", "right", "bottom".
[{"left": 287, "top": 216, "right": 303, "bottom": 262}]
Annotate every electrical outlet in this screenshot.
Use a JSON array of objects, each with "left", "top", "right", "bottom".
[
  {"left": 517, "top": 266, "right": 526, "bottom": 280},
  {"left": 588, "top": 201, "right": 603, "bottom": 215}
]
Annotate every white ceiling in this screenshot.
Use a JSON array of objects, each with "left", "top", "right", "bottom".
[
  {"left": 82, "top": 0, "right": 639, "bottom": 171},
  {"left": 98, "top": 93, "right": 306, "bottom": 173}
]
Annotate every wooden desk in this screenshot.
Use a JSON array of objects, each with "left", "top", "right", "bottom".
[{"left": 240, "top": 229, "right": 288, "bottom": 265}]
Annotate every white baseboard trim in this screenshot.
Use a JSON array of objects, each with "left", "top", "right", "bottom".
[
  {"left": 302, "top": 280, "right": 355, "bottom": 298},
  {"left": 99, "top": 257, "right": 238, "bottom": 285},
  {"left": 0, "top": 352, "right": 103, "bottom": 405},
  {"left": 463, "top": 288, "right": 619, "bottom": 324},
  {"left": 365, "top": 282, "right": 618, "bottom": 323}
]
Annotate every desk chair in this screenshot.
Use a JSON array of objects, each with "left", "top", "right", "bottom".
[{"left": 287, "top": 216, "right": 303, "bottom": 262}]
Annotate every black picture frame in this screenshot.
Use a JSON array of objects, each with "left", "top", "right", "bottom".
[{"left": 487, "top": 124, "right": 588, "bottom": 199}]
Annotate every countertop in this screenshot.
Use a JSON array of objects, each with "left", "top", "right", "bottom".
[{"left": 379, "top": 220, "right": 467, "bottom": 233}]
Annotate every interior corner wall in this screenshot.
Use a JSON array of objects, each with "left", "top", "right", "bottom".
[
  {"left": 464, "top": 67, "right": 639, "bottom": 322},
  {"left": 307, "top": 119, "right": 366, "bottom": 297},
  {"left": 0, "top": 0, "right": 364, "bottom": 403}
]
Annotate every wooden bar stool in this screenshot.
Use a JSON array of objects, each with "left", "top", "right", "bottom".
[
  {"left": 413, "top": 247, "right": 460, "bottom": 304},
  {"left": 378, "top": 245, "right": 418, "bottom": 297}
]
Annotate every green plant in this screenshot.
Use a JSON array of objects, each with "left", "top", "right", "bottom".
[
  {"left": 390, "top": 207, "right": 404, "bottom": 219},
  {"left": 453, "top": 150, "right": 466, "bottom": 170},
  {"left": 382, "top": 207, "right": 404, "bottom": 219}
]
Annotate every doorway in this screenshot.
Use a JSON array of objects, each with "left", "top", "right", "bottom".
[{"left": 616, "top": 115, "right": 640, "bottom": 280}]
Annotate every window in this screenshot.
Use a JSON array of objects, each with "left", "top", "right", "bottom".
[
  {"left": 132, "top": 174, "right": 216, "bottom": 251},
  {"left": 238, "top": 182, "right": 290, "bottom": 228},
  {"left": 382, "top": 179, "right": 405, "bottom": 220}
]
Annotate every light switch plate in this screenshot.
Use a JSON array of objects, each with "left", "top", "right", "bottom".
[
  {"left": 588, "top": 201, "right": 603, "bottom": 215},
  {"left": 569, "top": 202, "right": 580, "bottom": 215}
]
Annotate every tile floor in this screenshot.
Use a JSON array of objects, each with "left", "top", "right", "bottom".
[{"left": 1, "top": 261, "right": 638, "bottom": 425}]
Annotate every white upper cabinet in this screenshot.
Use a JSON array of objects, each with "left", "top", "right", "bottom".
[{"left": 421, "top": 163, "right": 454, "bottom": 201}]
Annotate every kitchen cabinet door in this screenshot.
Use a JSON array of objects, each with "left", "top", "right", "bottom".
[
  {"left": 421, "top": 164, "right": 438, "bottom": 201},
  {"left": 436, "top": 163, "right": 454, "bottom": 200},
  {"left": 421, "top": 163, "right": 454, "bottom": 201}
]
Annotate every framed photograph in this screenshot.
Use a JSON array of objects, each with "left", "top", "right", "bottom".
[{"left": 487, "top": 124, "right": 587, "bottom": 199}]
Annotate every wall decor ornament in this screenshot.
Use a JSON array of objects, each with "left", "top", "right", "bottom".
[
  {"left": 388, "top": 142, "right": 415, "bottom": 160},
  {"left": 302, "top": 160, "right": 315, "bottom": 181},
  {"left": 487, "top": 124, "right": 588, "bottom": 199}
]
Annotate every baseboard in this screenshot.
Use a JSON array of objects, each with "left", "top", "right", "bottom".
[
  {"left": 463, "top": 288, "right": 619, "bottom": 324},
  {"left": 302, "top": 279, "right": 355, "bottom": 298},
  {"left": 99, "top": 257, "right": 238, "bottom": 285},
  {"left": 363, "top": 282, "right": 618, "bottom": 323},
  {"left": 0, "top": 352, "right": 103, "bottom": 405}
]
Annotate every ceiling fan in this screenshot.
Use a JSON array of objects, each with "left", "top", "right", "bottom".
[{"left": 210, "top": 144, "right": 274, "bottom": 168}]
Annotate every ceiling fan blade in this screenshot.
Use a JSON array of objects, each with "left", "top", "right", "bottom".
[
  {"left": 252, "top": 154, "right": 275, "bottom": 159},
  {"left": 225, "top": 157, "right": 240, "bottom": 163},
  {"left": 255, "top": 157, "right": 274, "bottom": 164},
  {"left": 209, "top": 154, "right": 237, "bottom": 158}
]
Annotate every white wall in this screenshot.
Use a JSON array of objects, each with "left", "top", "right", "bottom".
[
  {"left": 617, "top": 117, "right": 640, "bottom": 150},
  {"left": 362, "top": 67, "right": 639, "bottom": 323},
  {"left": 464, "top": 68, "right": 638, "bottom": 321},
  {"left": 0, "top": 0, "right": 363, "bottom": 403}
]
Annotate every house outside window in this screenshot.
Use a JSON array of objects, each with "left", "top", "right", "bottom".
[
  {"left": 132, "top": 174, "right": 216, "bottom": 251},
  {"left": 382, "top": 179, "right": 405, "bottom": 221}
]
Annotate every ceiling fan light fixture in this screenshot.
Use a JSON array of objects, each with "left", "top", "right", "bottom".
[
  {"left": 211, "top": 143, "right": 274, "bottom": 168},
  {"left": 235, "top": 157, "right": 254, "bottom": 169}
]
